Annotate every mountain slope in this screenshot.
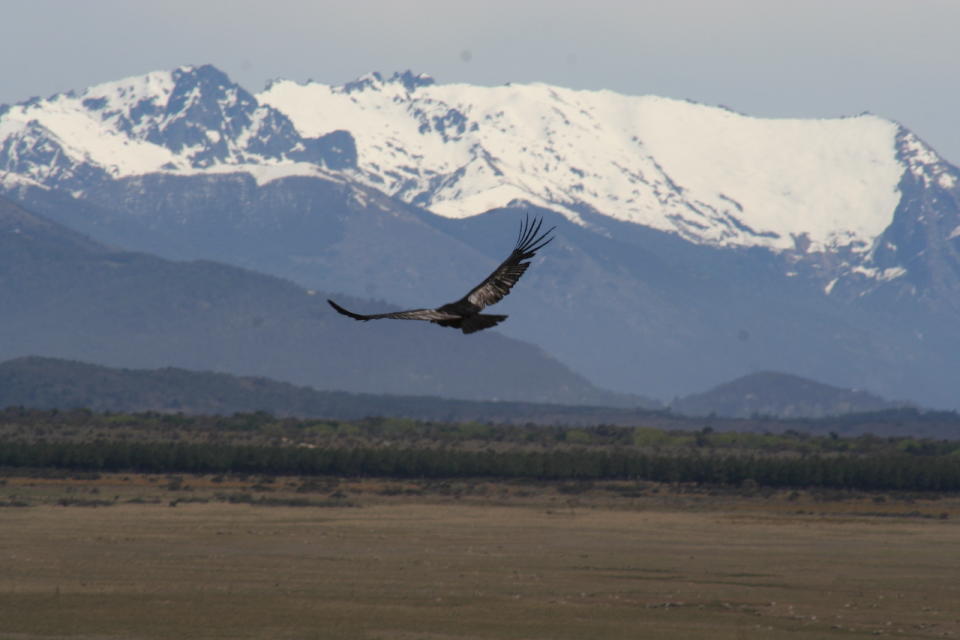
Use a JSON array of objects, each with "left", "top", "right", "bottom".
[{"left": 0, "top": 196, "right": 637, "bottom": 406}]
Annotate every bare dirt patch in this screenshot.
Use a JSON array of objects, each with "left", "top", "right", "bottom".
[{"left": 1, "top": 476, "right": 958, "bottom": 639}]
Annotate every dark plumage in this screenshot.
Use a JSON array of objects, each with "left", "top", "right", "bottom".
[{"left": 327, "top": 215, "right": 555, "bottom": 334}]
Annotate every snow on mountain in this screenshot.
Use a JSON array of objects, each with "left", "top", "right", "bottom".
[
  {"left": 2, "top": 65, "right": 958, "bottom": 284},
  {"left": 0, "top": 65, "right": 355, "bottom": 193},
  {"left": 898, "top": 128, "right": 958, "bottom": 190},
  {"left": 259, "top": 71, "right": 912, "bottom": 254}
]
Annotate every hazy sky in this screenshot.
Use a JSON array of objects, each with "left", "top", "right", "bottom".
[{"left": 2, "top": 0, "right": 958, "bottom": 163}]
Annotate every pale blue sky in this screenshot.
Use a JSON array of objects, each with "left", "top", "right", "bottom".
[{"left": 2, "top": 0, "right": 958, "bottom": 163}]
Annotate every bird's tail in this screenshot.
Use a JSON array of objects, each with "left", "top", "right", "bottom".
[{"left": 460, "top": 314, "right": 507, "bottom": 334}]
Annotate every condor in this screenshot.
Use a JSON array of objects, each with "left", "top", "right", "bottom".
[{"left": 328, "top": 215, "right": 554, "bottom": 334}]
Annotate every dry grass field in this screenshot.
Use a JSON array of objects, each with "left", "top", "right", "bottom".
[{"left": 1, "top": 474, "right": 958, "bottom": 639}]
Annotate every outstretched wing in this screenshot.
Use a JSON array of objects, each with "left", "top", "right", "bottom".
[
  {"left": 456, "top": 215, "right": 555, "bottom": 311},
  {"left": 327, "top": 299, "right": 458, "bottom": 323},
  {"left": 327, "top": 214, "right": 554, "bottom": 329}
]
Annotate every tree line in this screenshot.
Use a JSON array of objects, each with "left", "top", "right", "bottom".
[
  {"left": 2, "top": 438, "right": 959, "bottom": 492},
  {"left": 4, "top": 406, "right": 960, "bottom": 455}
]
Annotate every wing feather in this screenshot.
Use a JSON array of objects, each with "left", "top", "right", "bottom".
[
  {"left": 327, "top": 299, "right": 458, "bottom": 322},
  {"left": 460, "top": 215, "right": 555, "bottom": 310}
]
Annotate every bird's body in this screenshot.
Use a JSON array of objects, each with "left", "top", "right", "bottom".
[{"left": 327, "top": 215, "right": 554, "bottom": 334}]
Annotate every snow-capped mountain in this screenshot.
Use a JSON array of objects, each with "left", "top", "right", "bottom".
[
  {"left": 261, "top": 72, "right": 905, "bottom": 252},
  {"left": 2, "top": 65, "right": 960, "bottom": 409},
  {"left": 259, "top": 72, "right": 960, "bottom": 303},
  {"left": 0, "top": 65, "right": 355, "bottom": 193},
  {"left": 4, "top": 65, "right": 957, "bottom": 299}
]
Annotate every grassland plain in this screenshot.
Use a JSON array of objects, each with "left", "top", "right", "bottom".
[{"left": 0, "top": 474, "right": 958, "bottom": 639}]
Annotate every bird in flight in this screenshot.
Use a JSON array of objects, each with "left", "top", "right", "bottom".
[{"left": 328, "top": 215, "right": 555, "bottom": 334}]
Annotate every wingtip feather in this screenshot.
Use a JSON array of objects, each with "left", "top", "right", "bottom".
[{"left": 327, "top": 299, "right": 369, "bottom": 321}]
